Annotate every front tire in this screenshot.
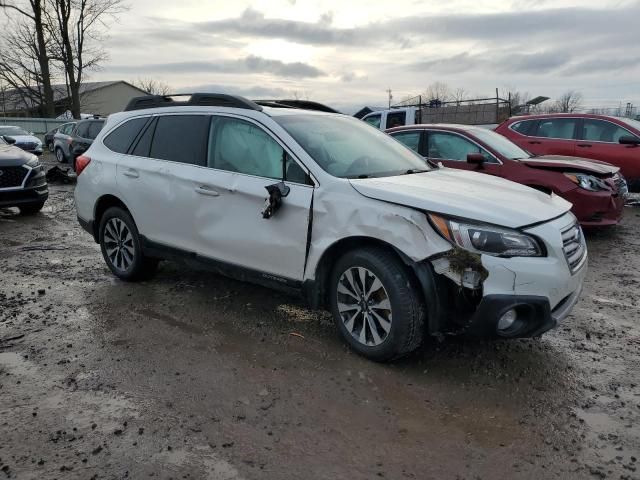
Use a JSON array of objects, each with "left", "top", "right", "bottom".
[
  {"left": 99, "top": 207, "right": 158, "bottom": 281},
  {"left": 329, "top": 247, "right": 425, "bottom": 362},
  {"left": 18, "top": 201, "right": 46, "bottom": 215}
]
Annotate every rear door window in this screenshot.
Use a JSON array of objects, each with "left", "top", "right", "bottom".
[
  {"left": 363, "top": 114, "right": 381, "bottom": 129},
  {"left": 533, "top": 118, "right": 578, "bottom": 140},
  {"left": 75, "top": 122, "right": 89, "bottom": 138},
  {"left": 87, "top": 121, "right": 105, "bottom": 140},
  {"left": 103, "top": 117, "right": 149, "bottom": 154},
  {"left": 386, "top": 112, "right": 406, "bottom": 129},
  {"left": 149, "top": 115, "right": 209, "bottom": 166}
]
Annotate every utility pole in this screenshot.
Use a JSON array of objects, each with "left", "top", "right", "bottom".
[{"left": 386, "top": 88, "right": 393, "bottom": 108}]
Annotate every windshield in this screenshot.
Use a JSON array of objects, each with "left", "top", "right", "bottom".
[
  {"left": 617, "top": 117, "right": 640, "bottom": 133},
  {"left": 0, "top": 126, "right": 29, "bottom": 136},
  {"left": 471, "top": 128, "right": 531, "bottom": 160},
  {"left": 274, "top": 114, "right": 429, "bottom": 178}
]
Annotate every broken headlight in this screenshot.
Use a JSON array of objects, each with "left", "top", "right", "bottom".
[
  {"left": 429, "top": 214, "right": 544, "bottom": 257},
  {"left": 26, "top": 156, "right": 40, "bottom": 168},
  {"left": 564, "top": 173, "right": 608, "bottom": 192}
]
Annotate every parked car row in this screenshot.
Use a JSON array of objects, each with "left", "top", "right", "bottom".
[
  {"left": 69, "top": 93, "right": 588, "bottom": 362},
  {"left": 387, "top": 124, "right": 626, "bottom": 227}
]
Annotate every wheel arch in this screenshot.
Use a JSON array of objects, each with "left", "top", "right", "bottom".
[
  {"left": 304, "top": 236, "right": 420, "bottom": 310},
  {"left": 92, "top": 194, "right": 133, "bottom": 242}
]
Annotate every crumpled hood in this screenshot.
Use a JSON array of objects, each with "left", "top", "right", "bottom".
[
  {"left": 522, "top": 155, "right": 619, "bottom": 176},
  {"left": 0, "top": 144, "right": 35, "bottom": 166},
  {"left": 349, "top": 167, "right": 571, "bottom": 229}
]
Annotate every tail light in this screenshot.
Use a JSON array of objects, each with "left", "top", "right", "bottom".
[
  {"left": 67, "top": 138, "right": 72, "bottom": 145},
  {"left": 75, "top": 155, "right": 91, "bottom": 175}
]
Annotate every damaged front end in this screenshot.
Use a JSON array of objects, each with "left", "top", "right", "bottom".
[{"left": 416, "top": 213, "right": 577, "bottom": 339}]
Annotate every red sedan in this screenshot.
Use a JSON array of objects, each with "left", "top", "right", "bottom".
[
  {"left": 495, "top": 113, "right": 640, "bottom": 191},
  {"left": 386, "top": 124, "right": 627, "bottom": 227}
]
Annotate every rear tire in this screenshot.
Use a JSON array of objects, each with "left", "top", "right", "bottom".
[
  {"left": 55, "top": 147, "right": 65, "bottom": 163},
  {"left": 329, "top": 247, "right": 425, "bottom": 362},
  {"left": 18, "top": 201, "right": 46, "bottom": 215},
  {"left": 99, "top": 207, "right": 158, "bottom": 281}
]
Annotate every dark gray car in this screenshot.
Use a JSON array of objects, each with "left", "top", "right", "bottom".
[
  {"left": 0, "top": 135, "right": 48, "bottom": 214},
  {"left": 53, "top": 121, "right": 77, "bottom": 163}
]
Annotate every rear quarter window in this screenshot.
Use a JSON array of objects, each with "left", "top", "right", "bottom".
[
  {"left": 103, "top": 117, "right": 149, "bottom": 154},
  {"left": 510, "top": 120, "right": 536, "bottom": 135}
]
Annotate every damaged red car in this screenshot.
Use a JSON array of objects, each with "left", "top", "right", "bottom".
[{"left": 387, "top": 124, "right": 627, "bottom": 227}]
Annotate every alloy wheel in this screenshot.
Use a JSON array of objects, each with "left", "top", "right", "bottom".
[
  {"left": 103, "top": 218, "right": 135, "bottom": 272},
  {"left": 336, "top": 267, "right": 392, "bottom": 346},
  {"left": 56, "top": 149, "right": 64, "bottom": 162}
]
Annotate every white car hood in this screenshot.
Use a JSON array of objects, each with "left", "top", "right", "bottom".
[{"left": 349, "top": 167, "right": 571, "bottom": 229}]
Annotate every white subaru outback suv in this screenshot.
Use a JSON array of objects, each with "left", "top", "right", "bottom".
[{"left": 75, "top": 94, "right": 587, "bottom": 361}]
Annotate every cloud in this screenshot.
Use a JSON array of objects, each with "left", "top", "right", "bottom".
[
  {"left": 410, "top": 49, "right": 571, "bottom": 75},
  {"left": 107, "top": 55, "right": 325, "bottom": 78},
  {"left": 176, "top": 83, "right": 291, "bottom": 98}
]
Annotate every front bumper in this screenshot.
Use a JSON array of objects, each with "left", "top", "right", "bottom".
[
  {"left": 0, "top": 185, "right": 48, "bottom": 207},
  {"left": 566, "top": 187, "right": 625, "bottom": 227},
  {"left": 464, "top": 284, "right": 583, "bottom": 338},
  {"left": 424, "top": 212, "right": 587, "bottom": 338}
]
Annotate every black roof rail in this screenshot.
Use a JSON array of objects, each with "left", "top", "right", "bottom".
[
  {"left": 124, "top": 93, "right": 263, "bottom": 112},
  {"left": 254, "top": 99, "right": 340, "bottom": 113}
]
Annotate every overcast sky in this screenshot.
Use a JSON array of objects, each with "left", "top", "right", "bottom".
[{"left": 96, "top": 0, "right": 640, "bottom": 113}]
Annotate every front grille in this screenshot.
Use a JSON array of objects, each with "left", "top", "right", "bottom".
[
  {"left": 561, "top": 223, "right": 587, "bottom": 274},
  {"left": 0, "top": 166, "right": 28, "bottom": 189},
  {"left": 614, "top": 173, "right": 629, "bottom": 197},
  {"left": 16, "top": 142, "right": 38, "bottom": 151}
]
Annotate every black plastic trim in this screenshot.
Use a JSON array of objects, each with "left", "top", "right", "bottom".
[
  {"left": 124, "top": 93, "right": 263, "bottom": 112},
  {"left": 463, "top": 294, "right": 556, "bottom": 338}
]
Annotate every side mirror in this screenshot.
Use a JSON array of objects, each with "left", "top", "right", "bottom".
[
  {"left": 467, "top": 153, "right": 485, "bottom": 168},
  {"left": 619, "top": 135, "right": 640, "bottom": 146},
  {"left": 262, "top": 182, "right": 290, "bottom": 219},
  {"left": 3, "top": 136, "right": 16, "bottom": 145}
]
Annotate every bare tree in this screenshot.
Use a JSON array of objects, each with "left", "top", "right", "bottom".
[
  {"left": 0, "top": 0, "right": 56, "bottom": 116},
  {"left": 48, "top": 0, "right": 126, "bottom": 118},
  {"left": 423, "top": 81, "right": 451, "bottom": 103},
  {"left": 131, "top": 78, "right": 172, "bottom": 96},
  {"left": 0, "top": 21, "right": 50, "bottom": 115},
  {"left": 452, "top": 87, "right": 467, "bottom": 105},
  {"left": 554, "top": 90, "right": 583, "bottom": 113}
]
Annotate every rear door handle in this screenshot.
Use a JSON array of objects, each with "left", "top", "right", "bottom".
[
  {"left": 528, "top": 140, "right": 541, "bottom": 144},
  {"left": 195, "top": 186, "right": 220, "bottom": 197},
  {"left": 577, "top": 144, "right": 592, "bottom": 148},
  {"left": 122, "top": 169, "right": 139, "bottom": 178}
]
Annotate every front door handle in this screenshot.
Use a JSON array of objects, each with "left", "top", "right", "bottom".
[
  {"left": 577, "top": 144, "right": 592, "bottom": 148},
  {"left": 122, "top": 169, "right": 139, "bottom": 178},
  {"left": 528, "top": 140, "right": 541, "bottom": 144},
  {"left": 195, "top": 186, "right": 220, "bottom": 197}
]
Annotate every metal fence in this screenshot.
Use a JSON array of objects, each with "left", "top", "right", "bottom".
[
  {"left": 0, "top": 117, "right": 68, "bottom": 141},
  {"left": 393, "top": 95, "right": 512, "bottom": 126}
]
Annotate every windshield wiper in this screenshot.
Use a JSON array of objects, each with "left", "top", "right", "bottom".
[{"left": 403, "top": 168, "right": 430, "bottom": 175}]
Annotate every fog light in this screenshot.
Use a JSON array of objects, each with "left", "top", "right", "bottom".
[{"left": 497, "top": 309, "right": 518, "bottom": 332}]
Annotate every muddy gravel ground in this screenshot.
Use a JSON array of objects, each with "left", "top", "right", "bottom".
[{"left": 1, "top": 164, "right": 639, "bottom": 479}]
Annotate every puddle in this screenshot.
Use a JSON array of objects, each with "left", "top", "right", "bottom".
[
  {"left": 0, "top": 352, "right": 36, "bottom": 376},
  {"left": 137, "top": 308, "right": 204, "bottom": 335}
]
